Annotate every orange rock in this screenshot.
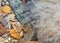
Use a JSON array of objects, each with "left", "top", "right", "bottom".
[
  {"left": 2, "top": 5, "right": 11, "bottom": 14},
  {"left": 10, "top": 29, "right": 22, "bottom": 39}
]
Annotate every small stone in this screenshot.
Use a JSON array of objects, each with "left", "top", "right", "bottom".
[
  {"left": 1, "top": 2, "right": 5, "bottom": 6},
  {"left": 2, "top": 5, "right": 11, "bottom": 14},
  {"left": 2, "top": 33, "right": 8, "bottom": 38},
  {"left": 5, "top": 13, "right": 15, "bottom": 22},
  {"left": 20, "top": 31, "right": 24, "bottom": 37},
  {"left": 25, "top": 41, "right": 39, "bottom": 43},
  {"left": 0, "top": 18, "right": 8, "bottom": 26},
  {"left": 10, "top": 21, "right": 23, "bottom": 33},
  {"left": 0, "top": 23, "right": 7, "bottom": 35},
  {"left": 10, "top": 29, "right": 21, "bottom": 39},
  {"left": 5, "top": 39, "right": 8, "bottom": 42},
  {"left": 2, "top": 38, "right": 5, "bottom": 42},
  {"left": 23, "top": 25, "right": 31, "bottom": 33},
  {"left": 11, "top": 39, "right": 19, "bottom": 43},
  {"left": 5, "top": 2, "right": 9, "bottom": 5}
]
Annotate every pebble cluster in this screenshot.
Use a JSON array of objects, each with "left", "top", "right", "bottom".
[{"left": 0, "top": 0, "right": 41, "bottom": 43}]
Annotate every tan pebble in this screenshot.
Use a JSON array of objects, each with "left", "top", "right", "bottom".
[
  {"left": 20, "top": 31, "right": 24, "bottom": 37},
  {"left": 10, "top": 21, "right": 23, "bottom": 33},
  {"left": 12, "top": 39, "right": 18, "bottom": 42},
  {"left": 2, "top": 38, "right": 5, "bottom": 42},
  {"left": 5, "top": 39, "right": 8, "bottom": 42},
  {"left": 11, "top": 13, "right": 15, "bottom": 17},
  {"left": 2, "top": 33, "right": 8, "bottom": 37}
]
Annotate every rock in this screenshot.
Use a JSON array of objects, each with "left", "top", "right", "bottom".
[
  {"left": 5, "top": 13, "right": 15, "bottom": 22},
  {"left": 20, "top": 31, "right": 24, "bottom": 37},
  {"left": 5, "top": 39, "right": 8, "bottom": 42},
  {"left": 0, "top": 18, "right": 8, "bottom": 26},
  {"left": 0, "top": 37, "right": 4, "bottom": 43},
  {"left": 1, "top": 38, "right": 5, "bottom": 42},
  {"left": 5, "top": 1, "right": 9, "bottom": 5},
  {"left": 2, "top": 5, "right": 11, "bottom": 14},
  {"left": 1, "top": 2, "right": 5, "bottom": 6},
  {"left": 0, "top": 23, "right": 7, "bottom": 35},
  {"left": 2, "top": 33, "right": 8, "bottom": 38},
  {"left": 10, "top": 29, "right": 23, "bottom": 39},
  {"left": 10, "top": 21, "right": 23, "bottom": 33},
  {"left": 11, "top": 38, "right": 19, "bottom": 43},
  {"left": 23, "top": 25, "right": 31, "bottom": 33}
]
